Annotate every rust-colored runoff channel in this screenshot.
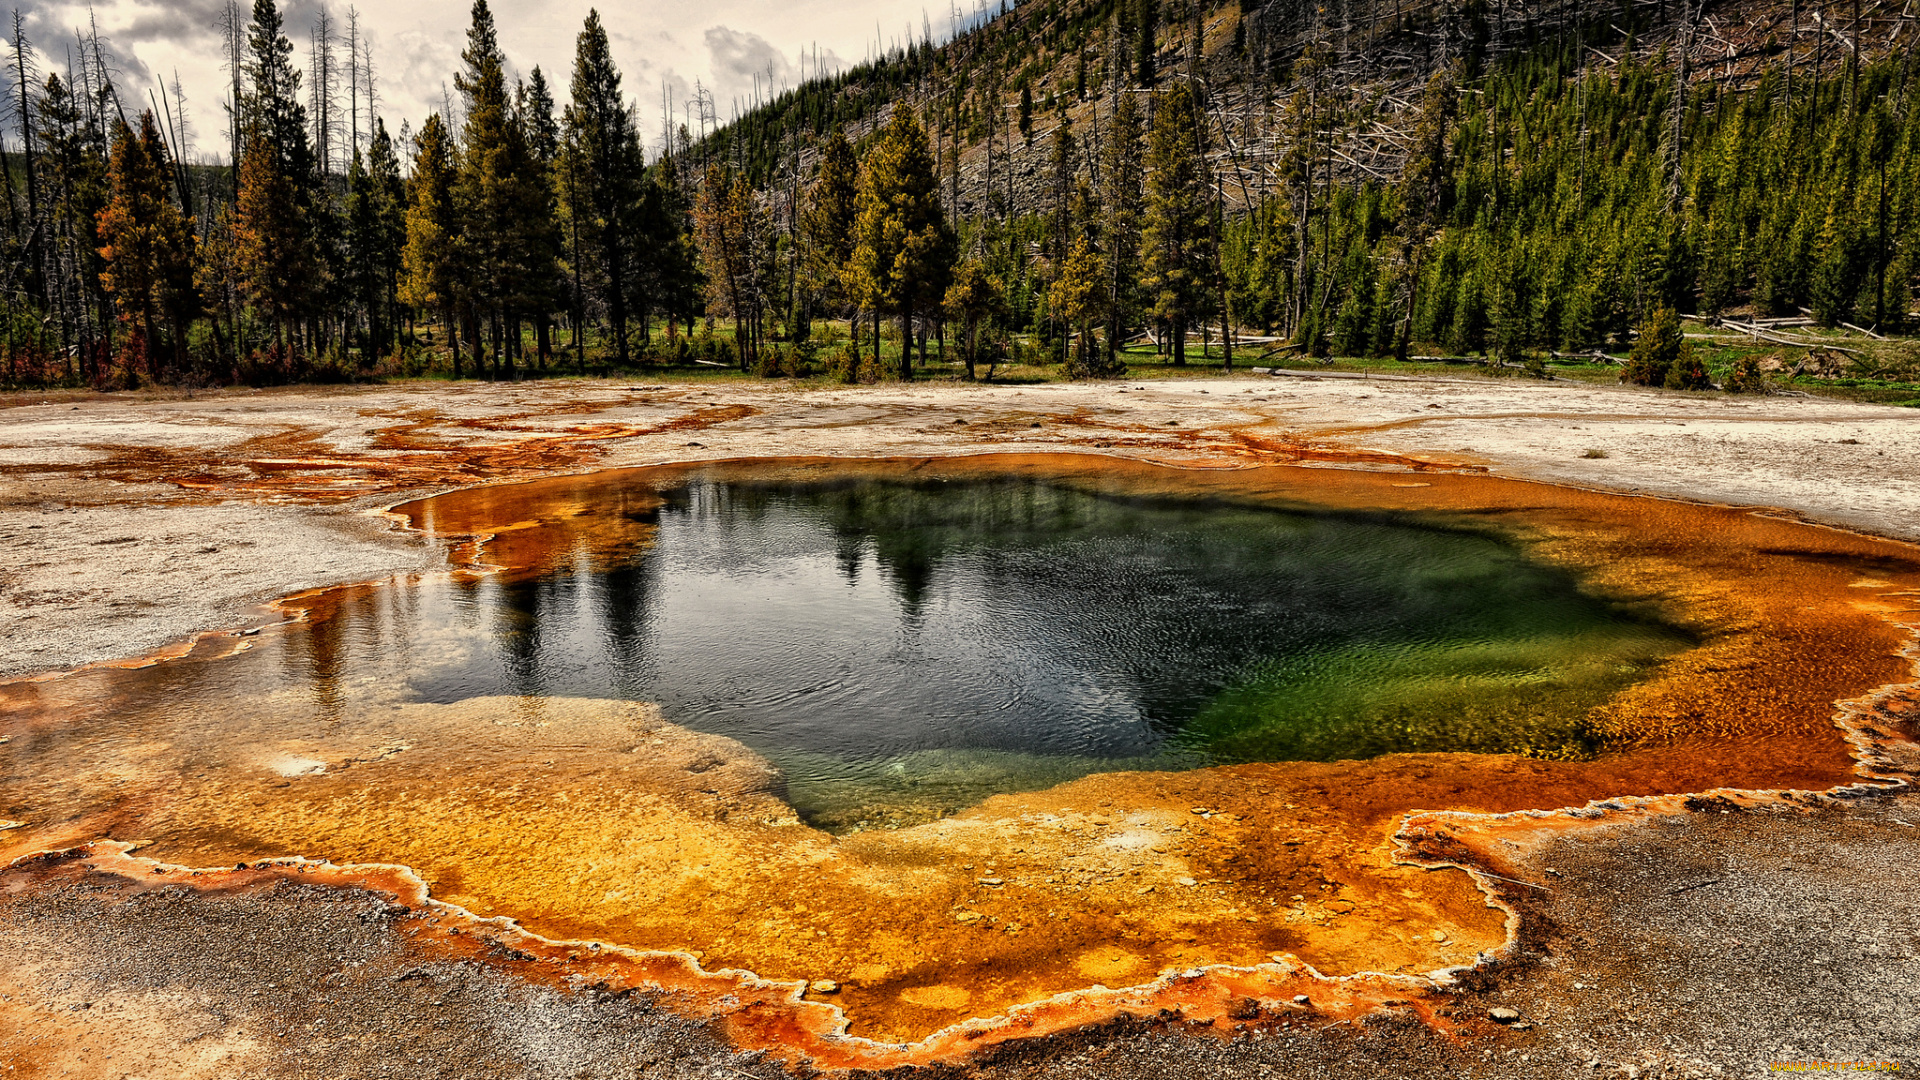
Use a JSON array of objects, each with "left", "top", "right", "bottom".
[{"left": 2, "top": 455, "right": 1916, "bottom": 1070}]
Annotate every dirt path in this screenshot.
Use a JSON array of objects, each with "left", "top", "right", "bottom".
[{"left": 1, "top": 375, "right": 1916, "bottom": 1078}]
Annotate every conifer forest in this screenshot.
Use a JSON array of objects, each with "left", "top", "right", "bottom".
[{"left": 3, "top": 0, "right": 1919, "bottom": 395}]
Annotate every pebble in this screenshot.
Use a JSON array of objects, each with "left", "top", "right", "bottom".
[
  {"left": 1292, "top": 995, "right": 1310, "bottom": 1005},
  {"left": 1490, "top": 1007, "right": 1522, "bottom": 1023},
  {"left": 809, "top": 980, "right": 839, "bottom": 994},
  {"left": 1430, "top": 929, "right": 1449, "bottom": 942},
  {"left": 1176, "top": 877, "right": 1198, "bottom": 887}
]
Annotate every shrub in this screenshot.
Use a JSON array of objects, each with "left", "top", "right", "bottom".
[
  {"left": 1622, "top": 306, "right": 1691, "bottom": 387},
  {"left": 1722, "top": 355, "right": 1768, "bottom": 394}
]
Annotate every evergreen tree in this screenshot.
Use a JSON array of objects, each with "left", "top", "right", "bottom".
[
  {"left": 400, "top": 113, "right": 459, "bottom": 372},
  {"left": 693, "top": 163, "right": 769, "bottom": 369},
  {"left": 1141, "top": 81, "right": 1211, "bottom": 364},
  {"left": 242, "top": 0, "right": 316, "bottom": 199},
  {"left": 36, "top": 72, "right": 112, "bottom": 375},
  {"left": 236, "top": 0, "right": 318, "bottom": 355},
  {"left": 801, "top": 130, "right": 858, "bottom": 325},
  {"left": 97, "top": 112, "right": 197, "bottom": 380},
  {"left": 235, "top": 125, "right": 310, "bottom": 354},
  {"left": 846, "top": 106, "right": 955, "bottom": 379},
  {"left": 346, "top": 120, "right": 406, "bottom": 361},
  {"left": 1101, "top": 90, "right": 1145, "bottom": 368},
  {"left": 451, "top": 0, "right": 533, "bottom": 376},
  {"left": 1135, "top": 0, "right": 1159, "bottom": 85},
  {"left": 559, "top": 9, "right": 644, "bottom": 365},
  {"left": 1392, "top": 70, "right": 1455, "bottom": 359},
  {"left": 514, "top": 69, "right": 564, "bottom": 366},
  {"left": 1054, "top": 235, "right": 1113, "bottom": 376},
  {"left": 943, "top": 258, "right": 1005, "bottom": 380}
]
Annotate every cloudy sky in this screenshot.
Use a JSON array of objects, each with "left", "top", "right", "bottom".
[{"left": 7, "top": 0, "right": 990, "bottom": 161}]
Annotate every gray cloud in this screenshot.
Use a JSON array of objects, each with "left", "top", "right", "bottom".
[
  {"left": 7, "top": 0, "right": 958, "bottom": 162},
  {"left": 703, "top": 25, "right": 795, "bottom": 92}
]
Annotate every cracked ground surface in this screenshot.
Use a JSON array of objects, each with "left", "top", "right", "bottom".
[{"left": 2, "top": 374, "right": 1917, "bottom": 1077}]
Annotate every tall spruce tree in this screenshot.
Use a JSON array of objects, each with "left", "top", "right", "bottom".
[
  {"left": 801, "top": 130, "right": 858, "bottom": 328},
  {"left": 235, "top": 0, "right": 317, "bottom": 355},
  {"left": 846, "top": 106, "right": 954, "bottom": 379},
  {"left": 451, "top": 0, "right": 530, "bottom": 376},
  {"left": 514, "top": 68, "right": 563, "bottom": 367},
  {"left": 400, "top": 113, "right": 459, "bottom": 373},
  {"left": 1102, "top": 90, "right": 1145, "bottom": 368},
  {"left": 559, "top": 9, "right": 644, "bottom": 365},
  {"left": 1141, "top": 80, "right": 1211, "bottom": 364},
  {"left": 98, "top": 112, "right": 197, "bottom": 379}
]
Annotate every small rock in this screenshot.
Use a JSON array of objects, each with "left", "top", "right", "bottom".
[
  {"left": 809, "top": 980, "right": 839, "bottom": 994},
  {"left": 1137, "top": 885, "right": 1156, "bottom": 894},
  {"left": 1489, "top": 1007, "right": 1521, "bottom": 1023},
  {"left": 1430, "top": 929, "right": 1449, "bottom": 943},
  {"left": 1176, "top": 876, "right": 1198, "bottom": 887},
  {"left": 977, "top": 877, "right": 1004, "bottom": 886},
  {"left": 1190, "top": 806, "right": 1210, "bottom": 815},
  {"left": 954, "top": 911, "right": 983, "bottom": 924},
  {"left": 1292, "top": 995, "right": 1310, "bottom": 1005}
]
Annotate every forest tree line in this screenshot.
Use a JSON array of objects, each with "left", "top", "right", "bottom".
[{"left": 1, "top": 0, "right": 1917, "bottom": 389}]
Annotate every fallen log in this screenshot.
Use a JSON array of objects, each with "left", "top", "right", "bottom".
[{"left": 1713, "top": 319, "right": 1867, "bottom": 356}]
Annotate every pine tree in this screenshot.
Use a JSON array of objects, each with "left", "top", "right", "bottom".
[
  {"left": 236, "top": 0, "right": 318, "bottom": 355},
  {"left": 559, "top": 9, "right": 645, "bottom": 365},
  {"left": 846, "top": 106, "right": 954, "bottom": 380},
  {"left": 1141, "top": 80, "right": 1211, "bottom": 364},
  {"left": 1392, "top": 70, "right": 1455, "bottom": 358},
  {"left": 451, "top": 0, "right": 530, "bottom": 376},
  {"left": 1018, "top": 84, "right": 1034, "bottom": 146},
  {"left": 36, "top": 72, "right": 112, "bottom": 375},
  {"left": 693, "top": 163, "right": 768, "bottom": 369},
  {"left": 97, "top": 112, "right": 197, "bottom": 380},
  {"left": 234, "top": 126, "right": 309, "bottom": 354},
  {"left": 514, "top": 69, "right": 563, "bottom": 367},
  {"left": 1101, "top": 90, "right": 1145, "bottom": 368},
  {"left": 1054, "top": 235, "right": 1113, "bottom": 376},
  {"left": 346, "top": 120, "right": 406, "bottom": 361},
  {"left": 400, "top": 113, "right": 459, "bottom": 373},
  {"left": 801, "top": 130, "right": 858, "bottom": 322},
  {"left": 639, "top": 160, "right": 703, "bottom": 348},
  {"left": 943, "top": 258, "right": 1005, "bottom": 380},
  {"left": 1136, "top": 0, "right": 1159, "bottom": 86},
  {"left": 242, "top": 0, "right": 316, "bottom": 200}
]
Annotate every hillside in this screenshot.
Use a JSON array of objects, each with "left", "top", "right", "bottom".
[{"left": 698, "top": 0, "right": 1920, "bottom": 370}]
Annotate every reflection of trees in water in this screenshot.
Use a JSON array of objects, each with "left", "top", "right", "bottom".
[
  {"left": 495, "top": 574, "right": 548, "bottom": 698},
  {"left": 453, "top": 472, "right": 1684, "bottom": 767},
  {"left": 293, "top": 595, "right": 348, "bottom": 722},
  {"left": 591, "top": 554, "right": 661, "bottom": 701}
]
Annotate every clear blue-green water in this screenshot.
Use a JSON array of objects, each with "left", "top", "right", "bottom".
[{"left": 398, "top": 472, "right": 1690, "bottom": 830}]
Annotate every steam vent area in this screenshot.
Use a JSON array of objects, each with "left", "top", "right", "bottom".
[{"left": 4, "top": 436, "right": 1918, "bottom": 1074}]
